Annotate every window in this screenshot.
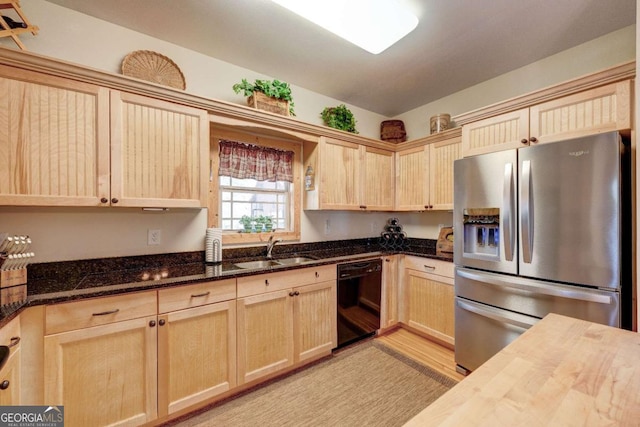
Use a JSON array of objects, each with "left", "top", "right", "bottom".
[
  {"left": 209, "top": 125, "right": 302, "bottom": 244},
  {"left": 220, "top": 177, "right": 290, "bottom": 231}
]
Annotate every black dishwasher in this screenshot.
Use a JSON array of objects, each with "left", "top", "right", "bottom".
[{"left": 336, "top": 259, "right": 382, "bottom": 348}]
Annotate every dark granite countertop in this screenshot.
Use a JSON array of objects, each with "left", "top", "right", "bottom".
[{"left": 2, "top": 238, "right": 451, "bottom": 324}]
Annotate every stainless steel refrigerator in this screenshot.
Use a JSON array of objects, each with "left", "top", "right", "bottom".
[{"left": 453, "top": 131, "right": 631, "bottom": 373}]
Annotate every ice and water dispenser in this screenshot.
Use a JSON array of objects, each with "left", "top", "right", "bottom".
[{"left": 462, "top": 208, "right": 500, "bottom": 259}]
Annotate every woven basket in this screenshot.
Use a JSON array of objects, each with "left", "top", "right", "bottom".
[
  {"left": 380, "top": 120, "right": 407, "bottom": 143},
  {"left": 248, "top": 91, "right": 290, "bottom": 116},
  {"left": 121, "top": 50, "right": 186, "bottom": 90}
]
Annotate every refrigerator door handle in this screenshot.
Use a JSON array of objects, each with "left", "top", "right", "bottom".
[
  {"left": 503, "top": 163, "right": 514, "bottom": 261},
  {"left": 457, "top": 268, "right": 614, "bottom": 304},
  {"left": 521, "top": 160, "right": 533, "bottom": 263},
  {"left": 456, "top": 298, "right": 537, "bottom": 330}
]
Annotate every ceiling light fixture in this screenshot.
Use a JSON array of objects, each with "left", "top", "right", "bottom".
[{"left": 271, "top": 0, "right": 418, "bottom": 54}]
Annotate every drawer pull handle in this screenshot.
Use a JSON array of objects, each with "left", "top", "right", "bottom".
[
  {"left": 0, "top": 380, "right": 9, "bottom": 390},
  {"left": 8, "top": 337, "right": 20, "bottom": 348},
  {"left": 265, "top": 279, "right": 269, "bottom": 286},
  {"left": 191, "top": 292, "right": 211, "bottom": 298},
  {"left": 315, "top": 272, "right": 319, "bottom": 278},
  {"left": 423, "top": 265, "right": 436, "bottom": 271},
  {"left": 92, "top": 309, "right": 120, "bottom": 316}
]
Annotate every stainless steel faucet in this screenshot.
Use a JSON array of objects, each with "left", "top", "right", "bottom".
[{"left": 266, "top": 235, "right": 282, "bottom": 258}]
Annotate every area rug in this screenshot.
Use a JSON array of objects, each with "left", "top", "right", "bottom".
[{"left": 167, "top": 340, "right": 456, "bottom": 427}]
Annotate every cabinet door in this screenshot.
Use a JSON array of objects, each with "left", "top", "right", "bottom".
[
  {"left": 362, "top": 146, "right": 394, "bottom": 210},
  {"left": 0, "top": 64, "right": 110, "bottom": 206},
  {"left": 462, "top": 109, "right": 529, "bottom": 157},
  {"left": 403, "top": 269, "right": 455, "bottom": 347},
  {"left": 429, "top": 137, "right": 462, "bottom": 210},
  {"left": 44, "top": 316, "right": 158, "bottom": 427},
  {"left": 294, "top": 281, "right": 336, "bottom": 363},
  {"left": 158, "top": 301, "right": 236, "bottom": 417},
  {"left": 529, "top": 80, "right": 631, "bottom": 144},
  {"left": 318, "top": 137, "right": 361, "bottom": 209},
  {"left": 395, "top": 145, "right": 429, "bottom": 210},
  {"left": 380, "top": 256, "right": 398, "bottom": 330},
  {"left": 110, "top": 91, "right": 208, "bottom": 208},
  {"left": 237, "top": 290, "right": 294, "bottom": 384},
  {"left": 0, "top": 347, "right": 20, "bottom": 405}
]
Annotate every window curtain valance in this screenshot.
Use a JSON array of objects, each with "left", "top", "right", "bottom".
[{"left": 218, "top": 140, "right": 294, "bottom": 183}]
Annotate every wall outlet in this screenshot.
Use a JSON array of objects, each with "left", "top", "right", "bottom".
[{"left": 148, "top": 229, "right": 161, "bottom": 245}]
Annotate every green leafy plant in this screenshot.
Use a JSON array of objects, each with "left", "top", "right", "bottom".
[
  {"left": 320, "top": 104, "right": 358, "bottom": 134},
  {"left": 232, "top": 78, "right": 296, "bottom": 116},
  {"left": 255, "top": 215, "right": 274, "bottom": 232},
  {"left": 239, "top": 215, "right": 254, "bottom": 232}
]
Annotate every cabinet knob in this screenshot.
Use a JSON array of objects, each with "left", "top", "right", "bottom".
[
  {"left": 529, "top": 137, "right": 538, "bottom": 143},
  {"left": 111, "top": 197, "right": 119, "bottom": 204},
  {"left": 385, "top": 258, "right": 390, "bottom": 262},
  {"left": 359, "top": 205, "right": 367, "bottom": 209},
  {"left": 100, "top": 197, "right": 109, "bottom": 204},
  {"left": 265, "top": 279, "right": 269, "bottom": 286},
  {"left": 425, "top": 205, "right": 429, "bottom": 210},
  {"left": 149, "top": 320, "right": 156, "bottom": 327},
  {"left": 289, "top": 291, "right": 295, "bottom": 297},
  {"left": 521, "top": 139, "right": 528, "bottom": 144},
  {"left": 315, "top": 272, "right": 319, "bottom": 278},
  {"left": 294, "top": 291, "right": 300, "bottom": 296},
  {"left": 158, "top": 319, "right": 166, "bottom": 326},
  {"left": 0, "top": 380, "right": 9, "bottom": 390}
]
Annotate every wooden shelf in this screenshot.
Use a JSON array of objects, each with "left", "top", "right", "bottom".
[{"left": 0, "top": 1, "right": 38, "bottom": 50}]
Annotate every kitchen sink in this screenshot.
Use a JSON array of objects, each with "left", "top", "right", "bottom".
[
  {"left": 233, "top": 256, "right": 317, "bottom": 269},
  {"left": 233, "top": 260, "right": 281, "bottom": 269},
  {"left": 274, "top": 256, "right": 316, "bottom": 265}
]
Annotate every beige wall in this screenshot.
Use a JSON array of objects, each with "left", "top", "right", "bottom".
[
  {"left": 396, "top": 25, "right": 636, "bottom": 140},
  {"left": 0, "top": 1, "right": 635, "bottom": 262}
]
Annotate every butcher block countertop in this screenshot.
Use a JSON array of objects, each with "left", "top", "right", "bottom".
[{"left": 405, "top": 313, "right": 640, "bottom": 426}]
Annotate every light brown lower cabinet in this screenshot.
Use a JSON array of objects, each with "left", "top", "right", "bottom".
[
  {"left": 157, "top": 300, "right": 237, "bottom": 417},
  {"left": 237, "top": 280, "right": 337, "bottom": 385},
  {"left": 44, "top": 315, "right": 158, "bottom": 427},
  {"left": 401, "top": 257, "right": 455, "bottom": 347},
  {"left": 380, "top": 255, "right": 399, "bottom": 331},
  {"left": 0, "top": 316, "right": 20, "bottom": 405},
  {"left": 157, "top": 279, "right": 237, "bottom": 417}
]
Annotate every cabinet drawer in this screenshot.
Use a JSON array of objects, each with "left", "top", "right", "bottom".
[
  {"left": 237, "top": 264, "right": 336, "bottom": 298},
  {"left": 158, "top": 278, "right": 236, "bottom": 313},
  {"left": 45, "top": 291, "right": 157, "bottom": 335},
  {"left": 404, "top": 256, "right": 454, "bottom": 279}
]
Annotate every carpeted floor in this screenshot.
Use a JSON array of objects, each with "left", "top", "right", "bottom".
[{"left": 167, "top": 340, "right": 456, "bottom": 427}]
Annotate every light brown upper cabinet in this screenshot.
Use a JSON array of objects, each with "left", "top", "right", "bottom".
[
  {"left": 0, "top": 65, "right": 208, "bottom": 208},
  {"left": 110, "top": 92, "right": 208, "bottom": 208},
  {"left": 304, "top": 137, "right": 394, "bottom": 210},
  {"left": 462, "top": 80, "right": 632, "bottom": 157},
  {"left": 0, "top": 64, "right": 110, "bottom": 206},
  {"left": 395, "top": 131, "right": 461, "bottom": 211}
]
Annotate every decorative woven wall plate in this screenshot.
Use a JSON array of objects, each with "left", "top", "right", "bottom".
[{"left": 121, "top": 50, "right": 186, "bottom": 90}]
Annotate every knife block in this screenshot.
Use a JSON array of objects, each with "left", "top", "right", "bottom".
[{"left": 0, "top": 268, "right": 27, "bottom": 306}]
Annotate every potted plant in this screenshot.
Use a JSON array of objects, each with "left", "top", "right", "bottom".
[
  {"left": 254, "top": 215, "right": 274, "bottom": 232},
  {"left": 232, "top": 78, "right": 295, "bottom": 116},
  {"left": 321, "top": 104, "right": 358, "bottom": 134},
  {"left": 239, "top": 215, "right": 254, "bottom": 233}
]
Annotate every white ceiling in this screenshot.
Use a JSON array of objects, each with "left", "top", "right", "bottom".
[{"left": 45, "top": 0, "right": 636, "bottom": 116}]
